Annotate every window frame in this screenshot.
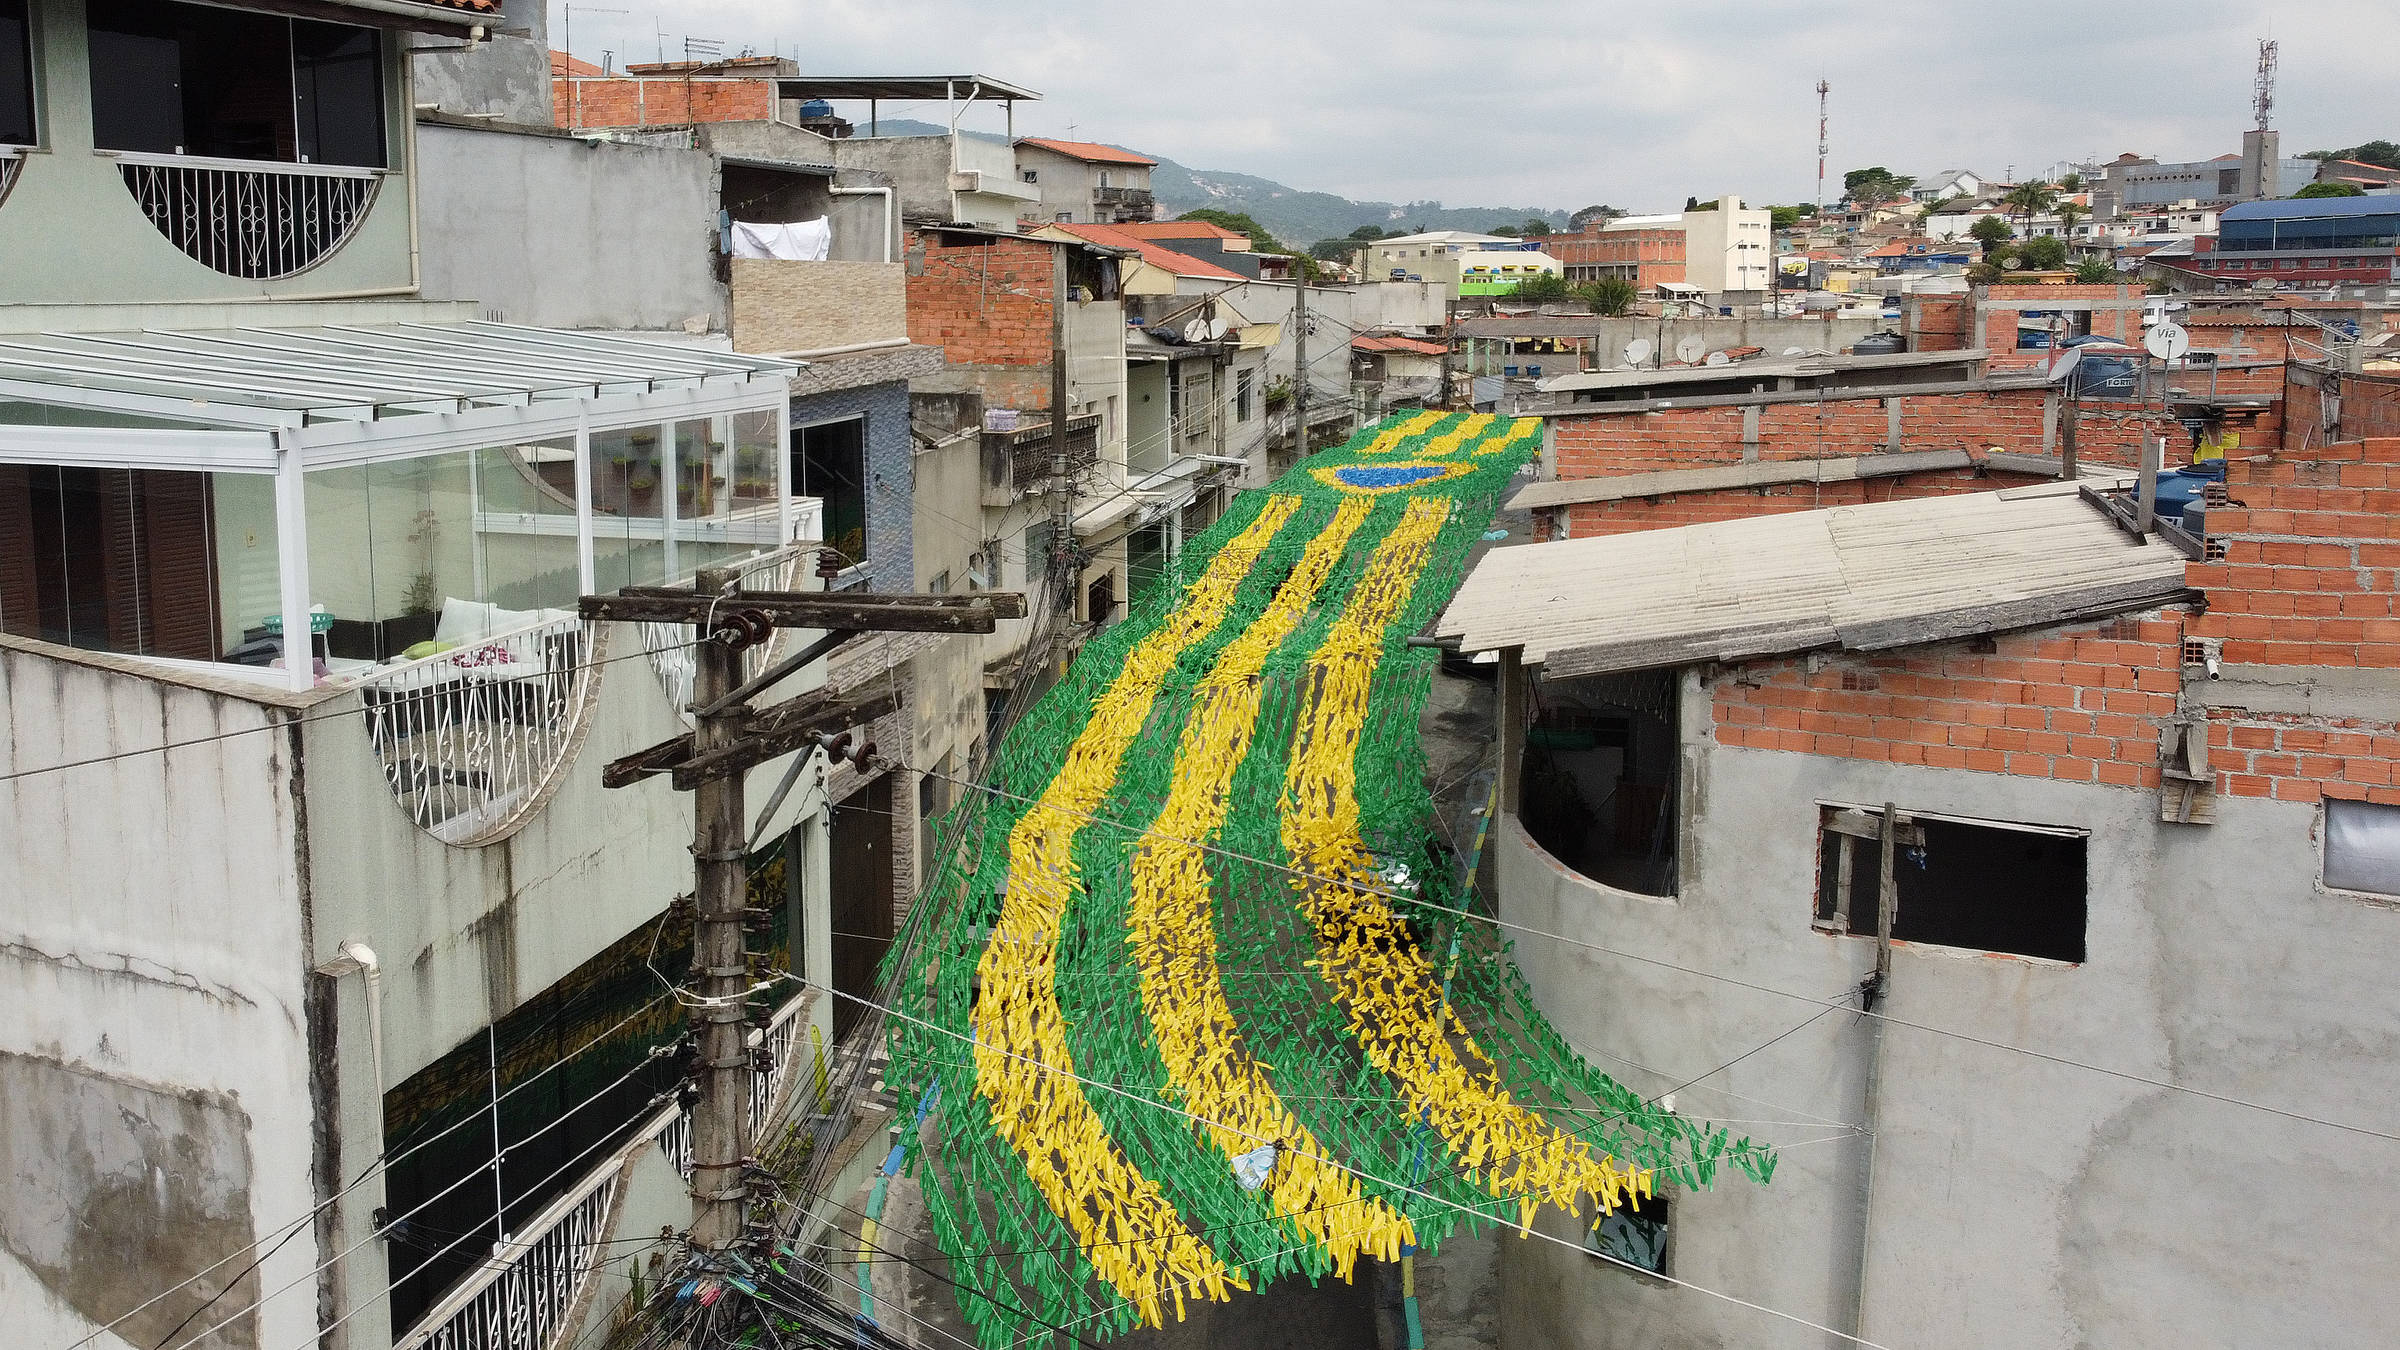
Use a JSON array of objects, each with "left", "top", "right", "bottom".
[
  {"left": 1586, "top": 1188, "right": 1672, "bottom": 1279},
  {"left": 792, "top": 412, "right": 868, "bottom": 575},
  {"left": 1813, "top": 801, "right": 2089, "bottom": 962},
  {"left": 83, "top": 0, "right": 388, "bottom": 169},
  {"left": 2323, "top": 797, "right": 2400, "bottom": 899},
  {"left": 0, "top": 0, "right": 36, "bottom": 150}
]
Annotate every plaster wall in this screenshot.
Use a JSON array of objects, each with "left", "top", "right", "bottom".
[
  {"left": 408, "top": 0, "right": 551, "bottom": 125},
  {"left": 1493, "top": 669, "right": 2400, "bottom": 1350},
  {"left": 0, "top": 644, "right": 321, "bottom": 1350},
  {"left": 416, "top": 121, "right": 723, "bottom": 331},
  {"left": 0, "top": 1, "right": 416, "bottom": 304}
]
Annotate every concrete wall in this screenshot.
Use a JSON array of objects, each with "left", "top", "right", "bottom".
[
  {"left": 0, "top": 644, "right": 321, "bottom": 1350},
  {"left": 1493, "top": 653, "right": 2400, "bottom": 1350},
  {"left": 0, "top": 1, "right": 415, "bottom": 304},
  {"left": 417, "top": 121, "right": 724, "bottom": 331},
  {"left": 409, "top": 0, "right": 551, "bottom": 124},
  {"left": 731, "top": 260, "right": 908, "bottom": 353}
]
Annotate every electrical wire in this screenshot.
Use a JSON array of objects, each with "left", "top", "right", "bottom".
[{"left": 875, "top": 754, "right": 2400, "bottom": 1147}]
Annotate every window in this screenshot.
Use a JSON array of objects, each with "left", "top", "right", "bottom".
[
  {"left": 1588, "top": 1190, "right": 1669, "bottom": 1275},
  {"left": 1055, "top": 211, "right": 1073, "bottom": 223},
  {"left": 2324, "top": 798, "right": 2400, "bottom": 897},
  {"left": 1097, "top": 169, "right": 1111, "bottom": 189},
  {"left": 1021, "top": 169, "right": 1037, "bottom": 183},
  {"left": 1815, "top": 806, "right": 2087, "bottom": 963},
  {"left": 928, "top": 569, "right": 949, "bottom": 595},
  {"left": 1, "top": 0, "right": 32, "bottom": 147},
  {"left": 1024, "top": 520, "right": 1054, "bottom": 584},
  {"left": 1236, "top": 369, "right": 1256, "bottom": 422},
  {"left": 86, "top": 0, "right": 385, "bottom": 167},
  {"left": 794, "top": 416, "right": 866, "bottom": 568},
  {"left": 1520, "top": 669, "right": 1680, "bottom": 897}
]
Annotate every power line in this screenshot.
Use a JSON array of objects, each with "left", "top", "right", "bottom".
[{"left": 888, "top": 757, "right": 2400, "bottom": 1148}]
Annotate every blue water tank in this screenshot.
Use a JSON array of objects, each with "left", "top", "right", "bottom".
[
  {"left": 2150, "top": 461, "right": 2227, "bottom": 518},
  {"left": 799, "top": 98, "right": 835, "bottom": 119}
]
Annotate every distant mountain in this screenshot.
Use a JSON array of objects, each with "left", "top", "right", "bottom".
[{"left": 863, "top": 119, "right": 1567, "bottom": 248}]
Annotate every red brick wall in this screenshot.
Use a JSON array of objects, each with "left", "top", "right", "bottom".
[
  {"left": 1709, "top": 614, "right": 2186, "bottom": 787},
  {"left": 1906, "top": 297, "right": 1967, "bottom": 351},
  {"left": 550, "top": 77, "right": 775, "bottom": 128},
  {"left": 2205, "top": 712, "right": 2400, "bottom": 805},
  {"left": 903, "top": 230, "right": 1060, "bottom": 405},
  {"left": 2182, "top": 436, "right": 2400, "bottom": 670},
  {"left": 1528, "top": 227, "right": 1687, "bottom": 286},
  {"left": 1978, "top": 284, "right": 2143, "bottom": 362}
]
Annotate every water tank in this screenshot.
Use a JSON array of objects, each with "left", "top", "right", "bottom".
[{"left": 799, "top": 98, "right": 835, "bottom": 119}]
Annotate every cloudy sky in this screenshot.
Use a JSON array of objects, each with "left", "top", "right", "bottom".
[{"left": 552, "top": 1, "right": 2400, "bottom": 212}]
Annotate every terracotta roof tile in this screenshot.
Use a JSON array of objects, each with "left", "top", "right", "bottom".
[
  {"left": 1015, "top": 137, "right": 1158, "bottom": 167},
  {"left": 1352, "top": 335, "right": 1447, "bottom": 356},
  {"left": 1048, "top": 222, "right": 1247, "bottom": 281},
  {"left": 550, "top": 50, "right": 603, "bottom": 76}
]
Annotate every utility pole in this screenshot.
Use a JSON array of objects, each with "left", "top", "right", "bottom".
[
  {"left": 1815, "top": 79, "right": 1831, "bottom": 215},
  {"left": 579, "top": 575, "right": 1024, "bottom": 1250},
  {"left": 1050, "top": 245, "right": 1075, "bottom": 620},
  {"left": 1291, "top": 269, "right": 1310, "bottom": 456}
]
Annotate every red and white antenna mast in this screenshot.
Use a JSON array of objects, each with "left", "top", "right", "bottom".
[{"left": 2252, "top": 39, "right": 2278, "bottom": 130}]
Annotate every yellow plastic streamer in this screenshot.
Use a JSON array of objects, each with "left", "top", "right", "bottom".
[
  {"left": 1280, "top": 496, "right": 1649, "bottom": 1223},
  {"left": 970, "top": 496, "right": 1302, "bottom": 1324},
  {"left": 1126, "top": 495, "right": 1417, "bottom": 1280}
]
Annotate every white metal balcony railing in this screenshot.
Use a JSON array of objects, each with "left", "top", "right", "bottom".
[
  {"left": 656, "top": 993, "right": 815, "bottom": 1179},
  {"left": 638, "top": 544, "right": 815, "bottom": 725},
  {"left": 0, "top": 147, "right": 21, "bottom": 208},
  {"left": 356, "top": 614, "right": 601, "bottom": 847},
  {"left": 110, "top": 150, "right": 381, "bottom": 279}
]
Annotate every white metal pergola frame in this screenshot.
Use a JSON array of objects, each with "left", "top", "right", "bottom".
[{"left": 0, "top": 322, "right": 800, "bottom": 690}]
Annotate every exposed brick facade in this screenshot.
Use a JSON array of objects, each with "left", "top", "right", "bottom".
[
  {"left": 903, "top": 230, "right": 1060, "bottom": 408},
  {"left": 1524, "top": 226, "right": 1687, "bottom": 287},
  {"left": 552, "top": 76, "right": 775, "bottom": 129},
  {"left": 1710, "top": 614, "right": 2186, "bottom": 788},
  {"left": 1978, "top": 284, "right": 2145, "bottom": 368}
]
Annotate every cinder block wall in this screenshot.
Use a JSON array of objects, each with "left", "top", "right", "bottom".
[{"left": 730, "top": 260, "right": 907, "bottom": 354}]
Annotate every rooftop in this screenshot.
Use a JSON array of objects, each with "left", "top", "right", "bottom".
[
  {"left": 1434, "top": 480, "right": 2188, "bottom": 678},
  {"left": 1537, "top": 348, "right": 1989, "bottom": 397},
  {"left": 1352, "top": 335, "right": 1447, "bottom": 356},
  {"left": 1015, "top": 137, "right": 1157, "bottom": 167},
  {"left": 2221, "top": 194, "right": 2400, "bottom": 222},
  {"left": 1044, "top": 222, "right": 1247, "bottom": 281}
]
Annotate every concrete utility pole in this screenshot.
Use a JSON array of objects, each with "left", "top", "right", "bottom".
[
  {"left": 1050, "top": 245, "right": 1075, "bottom": 618},
  {"left": 1291, "top": 269, "right": 1310, "bottom": 456},
  {"left": 579, "top": 576, "right": 1024, "bottom": 1249}
]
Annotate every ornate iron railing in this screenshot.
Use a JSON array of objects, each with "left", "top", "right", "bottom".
[
  {"left": 356, "top": 613, "right": 601, "bottom": 847},
  {"left": 638, "top": 543, "right": 817, "bottom": 725},
  {"left": 111, "top": 151, "right": 381, "bottom": 279},
  {"left": 0, "top": 148, "right": 21, "bottom": 210},
  {"left": 391, "top": 1131, "right": 627, "bottom": 1350},
  {"left": 657, "top": 993, "right": 813, "bottom": 1179}
]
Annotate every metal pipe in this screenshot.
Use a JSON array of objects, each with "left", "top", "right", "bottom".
[{"left": 762, "top": 337, "right": 908, "bottom": 361}]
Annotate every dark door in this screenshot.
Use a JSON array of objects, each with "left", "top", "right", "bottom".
[
  {"left": 1086, "top": 570, "right": 1116, "bottom": 626},
  {"left": 829, "top": 774, "right": 894, "bottom": 1038}
]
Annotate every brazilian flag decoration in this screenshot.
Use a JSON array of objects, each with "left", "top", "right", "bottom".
[{"left": 881, "top": 413, "right": 1774, "bottom": 1346}]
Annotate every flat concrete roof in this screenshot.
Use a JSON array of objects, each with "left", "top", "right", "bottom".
[{"left": 1537, "top": 347, "right": 1988, "bottom": 395}]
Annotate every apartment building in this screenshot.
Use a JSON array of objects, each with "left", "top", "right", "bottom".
[{"left": 1013, "top": 135, "right": 1158, "bottom": 224}]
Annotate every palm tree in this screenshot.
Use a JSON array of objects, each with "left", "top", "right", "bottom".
[
  {"left": 2054, "top": 201, "right": 2087, "bottom": 240},
  {"left": 2003, "top": 182, "right": 2060, "bottom": 230}
]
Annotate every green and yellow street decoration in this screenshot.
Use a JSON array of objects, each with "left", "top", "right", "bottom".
[{"left": 884, "top": 413, "right": 1774, "bottom": 1347}]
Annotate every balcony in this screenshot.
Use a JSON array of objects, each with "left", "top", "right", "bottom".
[
  {"left": 980, "top": 413, "right": 1102, "bottom": 507},
  {"left": 1094, "top": 184, "right": 1155, "bottom": 220},
  {"left": 112, "top": 152, "right": 383, "bottom": 280}
]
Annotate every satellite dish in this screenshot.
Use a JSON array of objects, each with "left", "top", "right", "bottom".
[
  {"left": 2144, "top": 321, "right": 2190, "bottom": 361},
  {"left": 2000, "top": 256, "right": 2025, "bottom": 270},
  {"left": 1783, "top": 346, "right": 1807, "bottom": 356},
  {"left": 1183, "top": 320, "right": 1211, "bottom": 342},
  {"left": 1623, "top": 337, "right": 1653, "bottom": 367},
  {"left": 1674, "top": 335, "right": 1707, "bottom": 364},
  {"left": 1705, "top": 351, "right": 1731, "bottom": 367}
]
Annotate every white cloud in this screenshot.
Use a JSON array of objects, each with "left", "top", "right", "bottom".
[{"left": 554, "top": 0, "right": 2400, "bottom": 210}]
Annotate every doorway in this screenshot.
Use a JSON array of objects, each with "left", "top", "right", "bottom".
[{"left": 828, "top": 774, "right": 894, "bottom": 1038}]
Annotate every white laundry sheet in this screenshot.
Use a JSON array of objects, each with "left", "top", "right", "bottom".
[{"left": 731, "top": 218, "right": 832, "bottom": 261}]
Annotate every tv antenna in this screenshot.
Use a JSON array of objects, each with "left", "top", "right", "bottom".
[{"left": 1815, "top": 79, "right": 1831, "bottom": 212}]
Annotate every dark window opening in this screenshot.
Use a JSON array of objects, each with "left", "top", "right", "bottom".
[
  {"left": 794, "top": 415, "right": 866, "bottom": 568},
  {"left": 1065, "top": 249, "right": 1118, "bottom": 300},
  {"left": 86, "top": 0, "right": 384, "bottom": 167},
  {"left": 1, "top": 0, "right": 33, "bottom": 147},
  {"left": 1816, "top": 807, "right": 2086, "bottom": 963},
  {"left": 380, "top": 836, "right": 799, "bottom": 1338},
  {"left": 1520, "top": 669, "right": 1680, "bottom": 897},
  {"left": 1126, "top": 522, "right": 1169, "bottom": 608},
  {"left": 1085, "top": 569, "right": 1116, "bottom": 626},
  {"left": 1588, "top": 1189, "right": 1670, "bottom": 1275},
  {"left": 1235, "top": 368, "right": 1256, "bottom": 422},
  {"left": 1, "top": 465, "right": 221, "bottom": 661}
]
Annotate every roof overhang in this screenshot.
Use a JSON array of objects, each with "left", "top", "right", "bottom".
[
  {"left": 773, "top": 76, "right": 1040, "bottom": 102},
  {"left": 0, "top": 322, "right": 797, "bottom": 470},
  {"left": 259, "top": 0, "right": 495, "bottom": 35}
]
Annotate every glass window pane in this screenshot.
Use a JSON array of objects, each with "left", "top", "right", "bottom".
[
  {"left": 0, "top": 0, "right": 32, "bottom": 146},
  {"left": 291, "top": 19, "right": 383, "bottom": 168},
  {"left": 673, "top": 415, "right": 756, "bottom": 577},
  {"left": 88, "top": 0, "right": 296, "bottom": 161},
  {"left": 590, "top": 424, "right": 668, "bottom": 590},
  {"left": 2326, "top": 799, "right": 2400, "bottom": 897},
  {"left": 472, "top": 438, "right": 580, "bottom": 615},
  {"left": 0, "top": 465, "right": 274, "bottom": 669}
]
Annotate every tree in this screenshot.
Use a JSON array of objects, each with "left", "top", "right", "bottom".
[
  {"left": 1347, "top": 224, "right": 1389, "bottom": 240},
  {"left": 1769, "top": 205, "right": 1805, "bottom": 230},
  {"left": 1968, "top": 214, "right": 2015, "bottom": 254},
  {"left": 2002, "top": 181, "right": 2059, "bottom": 225},
  {"left": 2293, "top": 181, "right": 2366, "bottom": 198},
  {"left": 1569, "top": 204, "right": 1625, "bottom": 230},
  {"left": 2072, "top": 257, "right": 2118, "bottom": 284},
  {"left": 1511, "top": 272, "right": 1572, "bottom": 303},
  {"left": 1488, "top": 225, "right": 1521, "bottom": 237},
  {"left": 2019, "top": 235, "right": 2068, "bottom": 271},
  {"left": 1175, "top": 209, "right": 1287, "bottom": 257},
  {"left": 2054, "top": 201, "right": 2087, "bottom": 236},
  {"left": 1309, "top": 238, "right": 1358, "bottom": 261},
  {"left": 2056, "top": 172, "right": 2085, "bottom": 193},
  {"left": 1683, "top": 196, "right": 1702, "bottom": 211},
  {"left": 1842, "top": 167, "right": 1916, "bottom": 204},
  {"left": 1579, "top": 277, "right": 1639, "bottom": 316},
  {"left": 1687, "top": 198, "right": 1720, "bottom": 211},
  {"left": 1518, "top": 217, "right": 1555, "bottom": 237},
  {"left": 2351, "top": 140, "right": 2400, "bottom": 169}
]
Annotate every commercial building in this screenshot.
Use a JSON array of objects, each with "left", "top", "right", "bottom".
[
  {"left": 1528, "top": 196, "right": 1772, "bottom": 300},
  {"left": 2089, "top": 137, "right": 2316, "bottom": 219},
  {"left": 2184, "top": 194, "right": 2400, "bottom": 287},
  {"left": 1355, "top": 229, "right": 1563, "bottom": 298}
]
